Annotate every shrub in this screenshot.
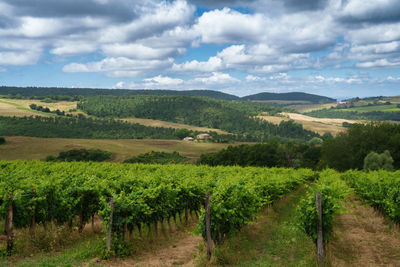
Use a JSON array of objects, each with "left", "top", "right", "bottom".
[
  {"left": 0, "top": 137, "right": 5, "bottom": 145},
  {"left": 46, "top": 148, "right": 112, "bottom": 162},
  {"left": 363, "top": 150, "right": 394, "bottom": 172}
]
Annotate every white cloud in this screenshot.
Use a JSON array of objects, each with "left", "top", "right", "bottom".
[
  {"left": 193, "top": 72, "right": 240, "bottom": 84},
  {"left": 51, "top": 42, "right": 97, "bottom": 56},
  {"left": 99, "top": 0, "right": 195, "bottom": 43},
  {"left": 102, "top": 43, "right": 178, "bottom": 60},
  {"left": 143, "top": 75, "right": 184, "bottom": 85},
  {"left": 246, "top": 75, "right": 266, "bottom": 81},
  {"left": 0, "top": 50, "right": 41, "bottom": 66},
  {"left": 172, "top": 56, "right": 222, "bottom": 72},
  {"left": 356, "top": 59, "right": 400, "bottom": 68},
  {"left": 63, "top": 57, "right": 174, "bottom": 77}
]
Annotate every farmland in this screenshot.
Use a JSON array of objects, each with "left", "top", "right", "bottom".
[{"left": 0, "top": 136, "right": 236, "bottom": 162}]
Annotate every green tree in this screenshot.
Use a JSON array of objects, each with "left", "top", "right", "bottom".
[{"left": 363, "top": 150, "right": 394, "bottom": 172}]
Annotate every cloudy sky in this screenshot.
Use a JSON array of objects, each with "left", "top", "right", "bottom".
[{"left": 0, "top": 0, "right": 400, "bottom": 98}]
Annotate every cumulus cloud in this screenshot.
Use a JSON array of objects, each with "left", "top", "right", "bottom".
[
  {"left": 143, "top": 75, "right": 184, "bottom": 86},
  {"left": 193, "top": 72, "right": 240, "bottom": 84},
  {"left": 1, "top": 0, "right": 400, "bottom": 97},
  {"left": 63, "top": 57, "right": 174, "bottom": 77}
]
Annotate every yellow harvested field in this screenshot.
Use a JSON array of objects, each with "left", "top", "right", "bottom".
[
  {"left": 0, "top": 101, "right": 41, "bottom": 117},
  {"left": 121, "top": 117, "right": 229, "bottom": 134},
  {"left": 258, "top": 112, "right": 359, "bottom": 136},
  {"left": 0, "top": 98, "right": 77, "bottom": 112},
  {"left": 0, "top": 136, "right": 240, "bottom": 162}
]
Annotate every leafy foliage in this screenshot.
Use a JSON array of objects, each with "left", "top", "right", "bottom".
[
  {"left": 321, "top": 122, "right": 400, "bottom": 171},
  {"left": 0, "top": 115, "right": 180, "bottom": 139},
  {"left": 123, "top": 151, "right": 189, "bottom": 164},
  {"left": 198, "top": 142, "right": 322, "bottom": 169},
  {"left": 363, "top": 150, "right": 394, "bottom": 171},
  {"left": 46, "top": 148, "right": 113, "bottom": 162},
  {"left": 297, "top": 169, "right": 349, "bottom": 244},
  {"left": 342, "top": 170, "right": 400, "bottom": 224},
  {"left": 0, "top": 161, "right": 314, "bottom": 255}
]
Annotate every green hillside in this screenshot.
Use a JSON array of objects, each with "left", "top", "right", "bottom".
[
  {"left": 78, "top": 95, "right": 319, "bottom": 141},
  {"left": 0, "top": 86, "right": 239, "bottom": 100},
  {"left": 242, "top": 92, "right": 336, "bottom": 103}
]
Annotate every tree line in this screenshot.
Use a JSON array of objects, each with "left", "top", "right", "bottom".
[{"left": 199, "top": 122, "right": 400, "bottom": 172}]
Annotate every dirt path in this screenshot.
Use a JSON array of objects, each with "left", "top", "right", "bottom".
[
  {"left": 327, "top": 196, "right": 400, "bottom": 266},
  {"left": 97, "top": 220, "right": 202, "bottom": 267}
]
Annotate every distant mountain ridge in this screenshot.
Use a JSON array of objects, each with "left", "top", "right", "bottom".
[
  {"left": 0, "top": 86, "right": 335, "bottom": 102},
  {"left": 242, "top": 92, "right": 336, "bottom": 103}
]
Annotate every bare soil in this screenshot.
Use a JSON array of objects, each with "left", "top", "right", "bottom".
[{"left": 326, "top": 196, "right": 400, "bottom": 266}]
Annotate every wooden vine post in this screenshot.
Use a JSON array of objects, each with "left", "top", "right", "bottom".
[
  {"left": 6, "top": 194, "right": 14, "bottom": 255},
  {"left": 205, "top": 193, "right": 212, "bottom": 260},
  {"left": 316, "top": 193, "right": 324, "bottom": 266},
  {"left": 106, "top": 197, "right": 114, "bottom": 252}
]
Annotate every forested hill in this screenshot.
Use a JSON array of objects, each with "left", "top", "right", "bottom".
[
  {"left": 1, "top": 86, "right": 336, "bottom": 103},
  {"left": 242, "top": 92, "right": 336, "bottom": 103},
  {"left": 0, "top": 86, "right": 239, "bottom": 100},
  {"left": 78, "top": 95, "right": 319, "bottom": 141}
]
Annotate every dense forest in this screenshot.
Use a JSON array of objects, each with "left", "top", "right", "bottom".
[
  {"left": 0, "top": 86, "right": 239, "bottom": 100},
  {"left": 242, "top": 92, "right": 336, "bottom": 103},
  {"left": 0, "top": 116, "right": 181, "bottom": 139},
  {"left": 198, "top": 142, "right": 322, "bottom": 169},
  {"left": 0, "top": 86, "right": 338, "bottom": 103},
  {"left": 78, "top": 95, "right": 318, "bottom": 141},
  {"left": 199, "top": 122, "right": 400, "bottom": 172},
  {"left": 321, "top": 122, "right": 400, "bottom": 171}
]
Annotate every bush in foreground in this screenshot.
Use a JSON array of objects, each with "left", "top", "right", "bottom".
[{"left": 46, "top": 148, "right": 112, "bottom": 162}]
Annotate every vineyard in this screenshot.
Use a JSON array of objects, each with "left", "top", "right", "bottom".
[
  {"left": 0, "top": 161, "right": 399, "bottom": 265},
  {"left": 0, "top": 161, "right": 315, "bottom": 256}
]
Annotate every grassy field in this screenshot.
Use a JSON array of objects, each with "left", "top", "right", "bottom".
[
  {"left": 287, "top": 102, "right": 338, "bottom": 112},
  {"left": 339, "top": 104, "right": 400, "bottom": 113},
  {"left": 0, "top": 98, "right": 77, "bottom": 112},
  {"left": 0, "top": 100, "right": 52, "bottom": 117},
  {"left": 0, "top": 136, "right": 239, "bottom": 162},
  {"left": 121, "top": 117, "right": 228, "bottom": 134},
  {"left": 258, "top": 112, "right": 357, "bottom": 135}
]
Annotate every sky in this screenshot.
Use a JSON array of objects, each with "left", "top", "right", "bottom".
[{"left": 0, "top": 0, "right": 400, "bottom": 99}]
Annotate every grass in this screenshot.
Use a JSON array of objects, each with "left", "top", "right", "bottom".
[
  {"left": 121, "top": 117, "right": 228, "bottom": 134},
  {"left": 325, "top": 195, "right": 400, "bottom": 266},
  {"left": 258, "top": 112, "right": 353, "bottom": 136},
  {"left": 0, "top": 100, "right": 52, "bottom": 117},
  {"left": 339, "top": 104, "right": 400, "bottom": 113},
  {"left": 0, "top": 136, "right": 241, "bottom": 162},
  {"left": 1, "top": 213, "right": 201, "bottom": 267},
  {"left": 199, "top": 186, "right": 316, "bottom": 266}
]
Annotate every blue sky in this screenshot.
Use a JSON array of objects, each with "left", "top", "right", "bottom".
[{"left": 0, "top": 0, "right": 400, "bottom": 99}]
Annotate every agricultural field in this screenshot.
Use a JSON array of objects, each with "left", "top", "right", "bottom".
[
  {"left": 0, "top": 98, "right": 77, "bottom": 114},
  {"left": 287, "top": 102, "right": 338, "bottom": 112},
  {"left": 0, "top": 136, "right": 237, "bottom": 162},
  {"left": 0, "top": 163, "right": 399, "bottom": 266},
  {"left": 121, "top": 117, "right": 228, "bottom": 134},
  {"left": 258, "top": 112, "right": 357, "bottom": 135},
  {"left": 338, "top": 104, "right": 400, "bottom": 113}
]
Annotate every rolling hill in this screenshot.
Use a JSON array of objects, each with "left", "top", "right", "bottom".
[{"left": 242, "top": 92, "right": 336, "bottom": 103}]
